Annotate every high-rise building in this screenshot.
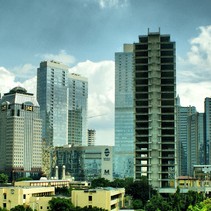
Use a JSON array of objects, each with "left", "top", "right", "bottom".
[
  {"left": 187, "top": 112, "right": 205, "bottom": 176},
  {"left": 134, "top": 31, "right": 177, "bottom": 189},
  {"left": 0, "top": 87, "right": 42, "bottom": 180},
  {"left": 37, "top": 61, "right": 88, "bottom": 147},
  {"left": 204, "top": 97, "right": 211, "bottom": 164},
  {"left": 177, "top": 101, "right": 196, "bottom": 176},
  {"left": 37, "top": 60, "right": 69, "bottom": 146},
  {"left": 87, "top": 129, "right": 96, "bottom": 146},
  {"left": 114, "top": 44, "right": 135, "bottom": 178},
  {"left": 68, "top": 73, "right": 88, "bottom": 146}
]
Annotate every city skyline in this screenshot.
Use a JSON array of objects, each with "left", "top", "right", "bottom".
[{"left": 0, "top": 0, "right": 211, "bottom": 145}]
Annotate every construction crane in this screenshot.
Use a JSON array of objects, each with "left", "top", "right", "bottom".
[{"left": 88, "top": 114, "right": 107, "bottom": 119}]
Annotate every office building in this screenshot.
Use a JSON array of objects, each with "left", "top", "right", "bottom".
[
  {"left": 177, "top": 102, "right": 196, "bottom": 176},
  {"left": 54, "top": 145, "right": 113, "bottom": 181},
  {"left": 72, "top": 188, "right": 125, "bottom": 211},
  {"left": 187, "top": 113, "right": 205, "bottom": 176},
  {"left": 0, "top": 186, "right": 54, "bottom": 211},
  {"left": 134, "top": 31, "right": 177, "bottom": 189},
  {"left": 205, "top": 97, "right": 211, "bottom": 164},
  {"left": 37, "top": 60, "right": 88, "bottom": 146},
  {"left": 114, "top": 44, "right": 135, "bottom": 178},
  {"left": 87, "top": 129, "right": 96, "bottom": 146},
  {"left": 0, "top": 87, "right": 42, "bottom": 180},
  {"left": 68, "top": 73, "right": 88, "bottom": 146}
]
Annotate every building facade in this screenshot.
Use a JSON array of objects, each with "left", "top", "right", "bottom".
[
  {"left": 134, "top": 31, "right": 177, "bottom": 189},
  {"left": 205, "top": 97, "right": 211, "bottom": 164},
  {"left": 37, "top": 60, "right": 88, "bottom": 146},
  {"left": 187, "top": 113, "right": 205, "bottom": 176},
  {"left": 176, "top": 102, "right": 196, "bottom": 176},
  {"left": 87, "top": 129, "right": 96, "bottom": 146},
  {"left": 68, "top": 73, "right": 88, "bottom": 146},
  {"left": 0, "top": 87, "right": 42, "bottom": 180},
  {"left": 71, "top": 188, "right": 125, "bottom": 211},
  {"left": 54, "top": 145, "right": 113, "bottom": 181},
  {"left": 114, "top": 44, "right": 135, "bottom": 178},
  {"left": 0, "top": 186, "right": 54, "bottom": 211}
]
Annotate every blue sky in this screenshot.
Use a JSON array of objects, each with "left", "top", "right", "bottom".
[{"left": 0, "top": 0, "right": 211, "bottom": 145}]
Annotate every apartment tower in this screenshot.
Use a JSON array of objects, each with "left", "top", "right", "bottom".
[
  {"left": 0, "top": 87, "right": 42, "bottom": 180},
  {"left": 134, "top": 31, "right": 177, "bottom": 189}
]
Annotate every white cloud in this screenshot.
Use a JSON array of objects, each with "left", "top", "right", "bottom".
[
  {"left": 11, "top": 63, "right": 36, "bottom": 81},
  {"left": 0, "top": 67, "right": 20, "bottom": 94},
  {"left": 177, "top": 25, "right": 211, "bottom": 112},
  {"left": 40, "top": 50, "right": 76, "bottom": 66},
  {"left": 97, "top": 0, "right": 128, "bottom": 8}
]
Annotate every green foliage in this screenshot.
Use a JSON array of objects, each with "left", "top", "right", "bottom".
[
  {"left": 55, "top": 186, "right": 71, "bottom": 196},
  {"left": 0, "top": 173, "right": 8, "bottom": 183},
  {"left": 75, "top": 206, "right": 107, "bottom": 211},
  {"left": 145, "top": 193, "right": 171, "bottom": 211},
  {"left": 48, "top": 197, "right": 74, "bottom": 211},
  {"left": 15, "top": 177, "right": 33, "bottom": 182},
  {"left": 188, "top": 197, "right": 211, "bottom": 211},
  {"left": 91, "top": 177, "right": 110, "bottom": 188},
  {"left": 10, "top": 205, "right": 32, "bottom": 211},
  {"left": 0, "top": 207, "right": 8, "bottom": 211},
  {"left": 132, "top": 199, "right": 143, "bottom": 209},
  {"left": 126, "top": 176, "right": 156, "bottom": 204}
]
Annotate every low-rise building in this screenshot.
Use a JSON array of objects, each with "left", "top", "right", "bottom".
[
  {"left": 0, "top": 186, "right": 54, "bottom": 210},
  {"left": 71, "top": 187, "right": 125, "bottom": 211}
]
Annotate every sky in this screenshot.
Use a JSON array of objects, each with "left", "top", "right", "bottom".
[{"left": 0, "top": 0, "right": 211, "bottom": 146}]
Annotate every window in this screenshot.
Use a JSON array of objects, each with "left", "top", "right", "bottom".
[
  {"left": 88, "top": 196, "right": 92, "bottom": 201},
  {"left": 3, "top": 193, "right": 6, "bottom": 199},
  {"left": 23, "top": 194, "right": 26, "bottom": 199}
]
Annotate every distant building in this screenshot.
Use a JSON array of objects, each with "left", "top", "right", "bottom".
[
  {"left": 0, "top": 186, "right": 54, "bottom": 211},
  {"left": 176, "top": 100, "right": 197, "bottom": 176},
  {"left": 205, "top": 97, "right": 211, "bottom": 164},
  {"left": 0, "top": 87, "right": 42, "bottom": 180},
  {"left": 187, "top": 112, "right": 205, "bottom": 176},
  {"left": 54, "top": 145, "right": 113, "bottom": 181},
  {"left": 87, "top": 129, "right": 96, "bottom": 146},
  {"left": 37, "top": 60, "right": 88, "bottom": 147},
  {"left": 114, "top": 44, "right": 135, "bottom": 178},
  {"left": 72, "top": 187, "right": 125, "bottom": 211}
]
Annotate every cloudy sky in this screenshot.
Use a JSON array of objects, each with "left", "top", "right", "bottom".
[{"left": 0, "top": 0, "right": 211, "bottom": 145}]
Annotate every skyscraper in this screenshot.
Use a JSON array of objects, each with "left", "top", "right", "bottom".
[
  {"left": 177, "top": 102, "right": 196, "bottom": 176},
  {"left": 187, "top": 112, "right": 205, "bottom": 176},
  {"left": 0, "top": 87, "right": 42, "bottom": 180},
  {"left": 37, "top": 61, "right": 88, "bottom": 147},
  {"left": 37, "top": 60, "right": 69, "bottom": 146},
  {"left": 114, "top": 44, "right": 135, "bottom": 178},
  {"left": 68, "top": 73, "right": 88, "bottom": 146},
  {"left": 134, "top": 31, "right": 177, "bottom": 189},
  {"left": 204, "top": 97, "right": 211, "bottom": 164}
]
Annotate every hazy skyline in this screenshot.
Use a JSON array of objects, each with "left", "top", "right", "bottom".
[{"left": 1, "top": 0, "right": 211, "bottom": 145}]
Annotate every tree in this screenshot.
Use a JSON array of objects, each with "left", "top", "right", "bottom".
[
  {"left": 91, "top": 178, "right": 110, "bottom": 188},
  {"left": 145, "top": 193, "right": 171, "bottom": 211},
  {"left": 10, "top": 205, "right": 32, "bottom": 211},
  {"left": 132, "top": 199, "right": 143, "bottom": 209},
  {"left": 0, "top": 173, "right": 8, "bottom": 184},
  {"left": 48, "top": 197, "right": 74, "bottom": 211},
  {"left": 127, "top": 176, "right": 156, "bottom": 205}
]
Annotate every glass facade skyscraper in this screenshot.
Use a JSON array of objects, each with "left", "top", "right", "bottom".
[
  {"left": 114, "top": 44, "right": 135, "bottom": 178},
  {"left": 176, "top": 102, "right": 196, "bottom": 176},
  {"left": 0, "top": 87, "right": 42, "bottom": 180},
  {"left": 68, "top": 73, "right": 88, "bottom": 146},
  {"left": 204, "top": 97, "right": 211, "bottom": 164},
  {"left": 37, "top": 61, "right": 88, "bottom": 147}
]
